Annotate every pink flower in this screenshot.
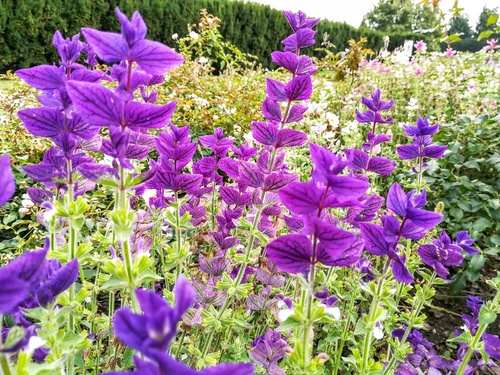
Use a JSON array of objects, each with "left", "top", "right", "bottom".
[
  {"left": 445, "top": 48, "right": 455, "bottom": 58},
  {"left": 486, "top": 39, "right": 500, "bottom": 51},
  {"left": 414, "top": 68, "right": 423, "bottom": 76},
  {"left": 415, "top": 40, "right": 427, "bottom": 53}
]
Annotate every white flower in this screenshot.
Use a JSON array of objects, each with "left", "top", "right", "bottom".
[
  {"left": 142, "top": 189, "right": 157, "bottom": 206},
  {"left": 323, "top": 131, "right": 336, "bottom": 140},
  {"left": 21, "top": 194, "right": 34, "bottom": 209},
  {"left": 312, "top": 123, "right": 327, "bottom": 134},
  {"left": 319, "top": 303, "right": 341, "bottom": 319},
  {"left": 278, "top": 308, "right": 294, "bottom": 322},
  {"left": 405, "top": 98, "right": 419, "bottom": 111},
  {"left": 171, "top": 33, "right": 178, "bottom": 40},
  {"left": 27, "top": 336, "right": 45, "bottom": 353},
  {"left": 198, "top": 56, "right": 209, "bottom": 64},
  {"left": 43, "top": 208, "right": 55, "bottom": 223},
  {"left": 189, "top": 31, "right": 199, "bottom": 40},
  {"left": 371, "top": 144, "right": 381, "bottom": 155},
  {"left": 243, "top": 131, "right": 254, "bottom": 146},
  {"left": 19, "top": 207, "right": 30, "bottom": 215},
  {"left": 373, "top": 322, "right": 384, "bottom": 339}
]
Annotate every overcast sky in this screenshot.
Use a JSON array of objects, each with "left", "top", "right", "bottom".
[{"left": 247, "top": 0, "right": 499, "bottom": 28}]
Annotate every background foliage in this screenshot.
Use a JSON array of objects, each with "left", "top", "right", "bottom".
[{"left": 0, "top": 0, "right": 439, "bottom": 72}]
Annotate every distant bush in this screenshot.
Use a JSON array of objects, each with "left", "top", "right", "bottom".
[{"left": 0, "top": 0, "right": 438, "bottom": 72}]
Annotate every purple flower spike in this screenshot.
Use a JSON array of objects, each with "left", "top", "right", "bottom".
[
  {"left": 111, "top": 277, "right": 254, "bottom": 374},
  {"left": 82, "top": 8, "right": 184, "bottom": 75},
  {"left": 36, "top": 258, "right": 79, "bottom": 307},
  {"left": 250, "top": 329, "right": 290, "bottom": 375},
  {"left": 0, "top": 239, "right": 49, "bottom": 313},
  {"left": 418, "top": 243, "right": 463, "bottom": 279},
  {"left": 0, "top": 154, "right": 15, "bottom": 207},
  {"left": 361, "top": 89, "right": 394, "bottom": 112},
  {"left": 283, "top": 10, "right": 320, "bottom": 31},
  {"left": 387, "top": 183, "right": 442, "bottom": 230}
]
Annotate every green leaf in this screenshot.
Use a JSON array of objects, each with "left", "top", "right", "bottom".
[
  {"left": 3, "top": 213, "right": 16, "bottom": 225},
  {"left": 276, "top": 315, "right": 302, "bottom": 331},
  {"left": 479, "top": 306, "right": 497, "bottom": 325},
  {"left": 487, "top": 14, "right": 499, "bottom": 26},
  {"left": 478, "top": 30, "right": 494, "bottom": 41},
  {"left": 463, "top": 160, "right": 480, "bottom": 171},
  {"left": 123, "top": 347, "right": 134, "bottom": 369},
  {"left": 110, "top": 209, "right": 136, "bottom": 241},
  {"left": 4, "top": 326, "right": 25, "bottom": 348}
]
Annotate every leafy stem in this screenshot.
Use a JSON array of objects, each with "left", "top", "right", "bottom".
[
  {"left": 360, "top": 261, "right": 390, "bottom": 375},
  {"left": 455, "top": 288, "right": 500, "bottom": 375},
  {"left": 383, "top": 272, "right": 437, "bottom": 375}
]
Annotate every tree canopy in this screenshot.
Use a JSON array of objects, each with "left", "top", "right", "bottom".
[
  {"left": 475, "top": 6, "right": 499, "bottom": 37},
  {"left": 448, "top": 13, "right": 473, "bottom": 39},
  {"left": 361, "top": 0, "right": 439, "bottom": 33}
]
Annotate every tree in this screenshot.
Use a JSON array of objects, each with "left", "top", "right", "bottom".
[
  {"left": 448, "top": 13, "right": 473, "bottom": 39},
  {"left": 475, "top": 6, "right": 499, "bottom": 37},
  {"left": 361, "top": 0, "right": 439, "bottom": 33}
]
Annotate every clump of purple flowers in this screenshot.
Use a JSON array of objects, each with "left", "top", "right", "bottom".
[
  {"left": 106, "top": 276, "right": 254, "bottom": 374},
  {"left": 418, "top": 231, "right": 478, "bottom": 279}
]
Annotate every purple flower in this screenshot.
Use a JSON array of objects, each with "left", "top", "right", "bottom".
[
  {"left": 82, "top": 8, "right": 184, "bottom": 75},
  {"left": 455, "top": 231, "right": 479, "bottom": 255},
  {"left": 250, "top": 329, "right": 290, "bottom": 375},
  {"left": 344, "top": 148, "right": 396, "bottom": 176},
  {"left": 199, "top": 128, "right": 234, "bottom": 158},
  {"left": 418, "top": 243, "right": 463, "bottom": 279},
  {"left": 386, "top": 183, "right": 442, "bottom": 230},
  {"left": 266, "top": 216, "right": 363, "bottom": 274},
  {"left": 283, "top": 11, "right": 320, "bottom": 32},
  {"left": 397, "top": 118, "right": 446, "bottom": 161},
  {"left": 0, "top": 154, "right": 15, "bottom": 207},
  {"left": 35, "top": 258, "right": 79, "bottom": 307},
  {"left": 359, "top": 222, "right": 414, "bottom": 283},
  {"left": 483, "top": 333, "right": 500, "bottom": 359},
  {"left": 0, "top": 240, "right": 49, "bottom": 313},
  {"left": 355, "top": 89, "right": 393, "bottom": 130},
  {"left": 361, "top": 89, "right": 394, "bottom": 112},
  {"left": 282, "top": 28, "right": 316, "bottom": 52},
  {"left": 110, "top": 277, "right": 254, "bottom": 374}
]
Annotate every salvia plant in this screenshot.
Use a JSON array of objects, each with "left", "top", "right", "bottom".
[{"left": 1, "top": 7, "right": 500, "bottom": 375}]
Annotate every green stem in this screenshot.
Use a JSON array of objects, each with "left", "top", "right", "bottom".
[
  {"left": 67, "top": 158, "right": 76, "bottom": 375},
  {"left": 455, "top": 324, "right": 487, "bottom": 375},
  {"left": 332, "top": 295, "right": 356, "bottom": 375},
  {"left": 0, "top": 315, "right": 10, "bottom": 375},
  {"left": 108, "top": 291, "right": 115, "bottom": 359},
  {"left": 200, "top": 207, "right": 263, "bottom": 358},
  {"left": 122, "top": 240, "right": 138, "bottom": 311},
  {"left": 174, "top": 329, "right": 187, "bottom": 358},
  {"left": 360, "top": 263, "right": 390, "bottom": 375},
  {"left": 174, "top": 192, "right": 183, "bottom": 281},
  {"left": 301, "top": 261, "right": 317, "bottom": 370},
  {"left": 456, "top": 290, "right": 500, "bottom": 375},
  {"left": 383, "top": 273, "right": 436, "bottom": 375},
  {"left": 0, "top": 353, "right": 11, "bottom": 375}
]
